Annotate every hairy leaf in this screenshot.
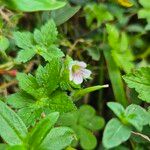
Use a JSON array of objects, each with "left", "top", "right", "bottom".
[
  {"left": 123, "top": 67, "right": 150, "bottom": 102},
  {"left": 0, "top": 101, "right": 27, "bottom": 145}
]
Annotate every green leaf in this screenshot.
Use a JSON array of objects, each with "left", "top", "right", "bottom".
[
  {"left": 14, "top": 20, "right": 64, "bottom": 62},
  {"left": 123, "top": 67, "right": 150, "bottom": 102},
  {"left": 16, "top": 49, "right": 36, "bottom": 63},
  {"left": 38, "top": 45, "right": 64, "bottom": 62},
  {"left": 0, "top": 144, "right": 8, "bottom": 150},
  {"left": 0, "top": 36, "right": 9, "bottom": 51},
  {"left": 138, "top": 0, "right": 150, "bottom": 30},
  {"left": 0, "top": 100, "right": 27, "bottom": 145},
  {"left": 36, "top": 59, "right": 61, "bottom": 94},
  {"left": 76, "top": 126, "right": 97, "bottom": 150},
  {"left": 7, "top": 145, "right": 26, "bottom": 150},
  {"left": 84, "top": 3, "right": 114, "bottom": 29},
  {"left": 39, "top": 127, "right": 75, "bottom": 150},
  {"left": 78, "top": 105, "right": 105, "bottom": 131},
  {"left": 139, "top": 0, "right": 150, "bottom": 8},
  {"left": 7, "top": 91, "right": 35, "bottom": 109},
  {"left": 106, "top": 25, "right": 134, "bottom": 73},
  {"left": 72, "top": 85, "right": 109, "bottom": 101},
  {"left": 103, "top": 47, "right": 128, "bottom": 106},
  {"left": 86, "top": 47, "right": 101, "bottom": 61},
  {"left": 17, "top": 107, "right": 41, "bottom": 128},
  {"left": 34, "top": 20, "right": 58, "bottom": 46},
  {"left": 107, "top": 102, "right": 125, "bottom": 119},
  {"left": 4, "top": 0, "right": 66, "bottom": 12},
  {"left": 103, "top": 118, "right": 131, "bottom": 149},
  {"left": 51, "top": 4, "right": 81, "bottom": 26},
  {"left": 57, "top": 105, "right": 104, "bottom": 149},
  {"left": 17, "top": 73, "right": 45, "bottom": 99},
  {"left": 49, "top": 91, "right": 76, "bottom": 113},
  {"left": 125, "top": 104, "right": 150, "bottom": 131},
  {"left": 57, "top": 111, "right": 78, "bottom": 127},
  {"left": 28, "top": 112, "right": 59, "bottom": 149},
  {"left": 14, "top": 32, "right": 34, "bottom": 50}
]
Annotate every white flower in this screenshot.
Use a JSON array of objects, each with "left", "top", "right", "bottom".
[{"left": 69, "top": 61, "right": 91, "bottom": 84}]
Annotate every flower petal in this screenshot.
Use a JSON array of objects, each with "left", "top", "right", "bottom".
[
  {"left": 81, "top": 69, "right": 91, "bottom": 78},
  {"left": 73, "top": 73, "right": 83, "bottom": 84},
  {"left": 76, "top": 61, "right": 87, "bottom": 68}
]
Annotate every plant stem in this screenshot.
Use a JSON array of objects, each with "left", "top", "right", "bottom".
[{"left": 131, "top": 131, "right": 150, "bottom": 142}]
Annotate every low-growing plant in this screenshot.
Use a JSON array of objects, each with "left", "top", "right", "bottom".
[{"left": 0, "top": 0, "right": 150, "bottom": 150}]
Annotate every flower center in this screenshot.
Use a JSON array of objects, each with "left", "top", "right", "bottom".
[{"left": 72, "top": 65, "right": 81, "bottom": 73}]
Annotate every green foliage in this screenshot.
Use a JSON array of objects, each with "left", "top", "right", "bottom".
[
  {"left": 7, "top": 59, "right": 76, "bottom": 127},
  {"left": 58, "top": 105, "right": 105, "bottom": 149},
  {"left": 106, "top": 24, "right": 134, "bottom": 73},
  {"left": 103, "top": 118, "right": 131, "bottom": 149},
  {"left": 138, "top": 0, "right": 150, "bottom": 30},
  {"left": 103, "top": 102, "right": 150, "bottom": 148},
  {"left": 103, "top": 47, "right": 128, "bottom": 106},
  {"left": 27, "top": 112, "right": 59, "bottom": 149},
  {"left": 3, "top": 0, "right": 66, "bottom": 12},
  {"left": 14, "top": 20, "right": 64, "bottom": 63},
  {"left": 39, "top": 127, "right": 75, "bottom": 150},
  {"left": 0, "top": 0, "right": 150, "bottom": 149},
  {"left": 84, "top": 3, "right": 114, "bottom": 29},
  {"left": 0, "top": 101, "right": 75, "bottom": 150},
  {"left": 0, "top": 36, "right": 9, "bottom": 51},
  {"left": 123, "top": 67, "right": 150, "bottom": 103},
  {"left": 0, "top": 100, "right": 27, "bottom": 145},
  {"left": 72, "top": 85, "right": 109, "bottom": 101},
  {"left": 51, "top": 4, "right": 81, "bottom": 26}
]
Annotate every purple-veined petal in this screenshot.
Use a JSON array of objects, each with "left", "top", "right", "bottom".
[
  {"left": 75, "top": 61, "right": 87, "bottom": 68},
  {"left": 72, "top": 73, "right": 83, "bottom": 84},
  {"left": 81, "top": 69, "right": 91, "bottom": 78}
]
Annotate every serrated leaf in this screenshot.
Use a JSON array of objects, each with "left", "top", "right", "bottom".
[
  {"left": 123, "top": 67, "right": 150, "bottom": 102},
  {"left": 49, "top": 91, "right": 76, "bottom": 113},
  {"left": 7, "top": 91, "right": 35, "bottom": 109},
  {"left": 4, "top": 0, "right": 66, "bottom": 12},
  {"left": 16, "top": 49, "right": 36, "bottom": 63},
  {"left": 0, "top": 100, "right": 27, "bottom": 145},
  {"left": 14, "top": 32, "right": 34, "bottom": 50},
  {"left": 107, "top": 102, "right": 125, "bottom": 119},
  {"left": 34, "top": 20, "right": 58, "bottom": 46},
  {"left": 103, "top": 118, "right": 131, "bottom": 149},
  {"left": 17, "top": 73, "right": 46, "bottom": 99},
  {"left": 36, "top": 59, "right": 61, "bottom": 94},
  {"left": 28, "top": 112, "right": 59, "bottom": 149},
  {"left": 17, "top": 107, "right": 41, "bottom": 127},
  {"left": 38, "top": 45, "right": 64, "bottom": 62},
  {"left": 39, "top": 127, "right": 75, "bottom": 150}
]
